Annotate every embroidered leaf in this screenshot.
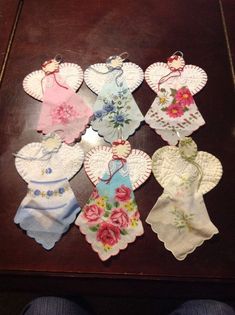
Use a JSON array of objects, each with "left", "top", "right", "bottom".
[
  {"left": 89, "top": 225, "right": 99, "bottom": 232},
  {"left": 160, "top": 88, "right": 166, "bottom": 92},
  {"left": 170, "top": 88, "right": 177, "bottom": 96},
  {"left": 114, "top": 201, "right": 120, "bottom": 208},
  {"left": 104, "top": 211, "right": 110, "bottom": 218},
  {"left": 161, "top": 107, "right": 167, "bottom": 111},
  {"left": 120, "top": 229, "right": 128, "bottom": 235},
  {"left": 106, "top": 203, "right": 112, "bottom": 211},
  {"left": 183, "top": 106, "right": 189, "bottom": 112}
]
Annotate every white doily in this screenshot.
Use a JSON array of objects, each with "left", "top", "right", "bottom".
[
  {"left": 23, "top": 63, "right": 83, "bottom": 101},
  {"left": 84, "top": 62, "right": 144, "bottom": 94},
  {"left": 84, "top": 146, "right": 152, "bottom": 190},
  {"left": 145, "top": 62, "right": 207, "bottom": 95},
  {"left": 152, "top": 146, "right": 223, "bottom": 195},
  {"left": 15, "top": 142, "right": 84, "bottom": 182}
]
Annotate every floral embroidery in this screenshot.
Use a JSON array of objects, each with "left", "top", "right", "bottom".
[
  {"left": 90, "top": 188, "right": 99, "bottom": 200},
  {"left": 175, "top": 87, "right": 193, "bottom": 106},
  {"left": 166, "top": 103, "right": 184, "bottom": 118},
  {"left": 34, "top": 189, "right": 41, "bottom": 196},
  {"left": 95, "top": 197, "right": 107, "bottom": 208},
  {"left": 110, "top": 208, "right": 130, "bottom": 228},
  {"left": 171, "top": 207, "right": 194, "bottom": 231},
  {"left": 45, "top": 167, "right": 52, "bottom": 174},
  {"left": 159, "top": 86, "right": 193, "bottom": 119},
  {"left": 130, "top": 211, "right": 140, "bottom": 227},
  {"left": 28, "top": 184, "right": 70, "bottom": 198},
  {"left": 83, "top": 204, "right": 104, "bottom": 223},
  {"left": 93, "top": 89, "right": 132, "bottom": 129},
  {"left": 94, "top": 110, "right": 106, "bottom": 120},
  {"left": 79, "top": 183, "right": 141, "bottom": 253},
  {"left": 103, "top": 102, "right": 115, "bottom": 113},
  {"left": 51, "top": 102, "right": 79, "bottom": 124},
  {"left": 124, "top": 200, "right": 136, "bottom": 212},
  {"left": 97, "top": 222, "right": 121, "bottom": 246},
  {"left": 115, "top": 185, "right": 131, "bottom": 202},
  {"left": 158, "top": 89, "right": 169, "bottom": 105}
]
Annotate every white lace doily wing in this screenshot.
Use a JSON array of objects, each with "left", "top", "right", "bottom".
[
  {"left": 84, "top": 62, "right": 144, "bottom": 94},
  {"left": 145, "top": 62, "right": 208, "bottom": 95},
  {"left": 23, "top": 62, "right": 83, "bottom": 101},
  {"left": 126, "top": 149, "right": 152, "bottom": 189},
  {"left": 152, "top": 146, "right": 223, "bottom": 194},
  {"left": 84, "top": 146, "right": 113, "bottom": 186},
  {"left": 56, "top": 143, "right": 84, "bottom": 180},
  {"left": 85, "top": 146, "right": 151, "bottom": 190},
  {"left": 15, "top": 142, "right": 84, "bottom": 183},
  {"left": 195, "top": 151, "right": 223, "bottom": 194},
  {"left": 152, "top": 146, "right": 180, "bottom": 189}
]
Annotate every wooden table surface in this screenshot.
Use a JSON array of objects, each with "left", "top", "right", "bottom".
[
  {"left": 0, "top": 0, "right": 21, "bottom": 77},
  {"left": 0, "top": 0, "right": 235, "bottom": 298}
]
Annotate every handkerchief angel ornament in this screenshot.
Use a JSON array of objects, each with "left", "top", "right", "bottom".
[
  {"left": 146, "top": 137, "right": 223, "bottom": 260},
  {"left": 84, "top": 53, "right": 144, "bottom": 143},
  {"left": 145, "top": 52, "right": 207, "bottom": 145},
  {"left": 14, "top": 134, "right": 84, "bottom": 249},
  {"left": 75, "top": 139, "right": 152, "bottom": 261},
  {"left": 23, "top": 57, "right": 93, "bottom": 144}
]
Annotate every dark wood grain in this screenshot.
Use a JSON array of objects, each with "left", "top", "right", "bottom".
[
  {"left": 221, "top": 0, "right": 235, "bottom": 81},
  {"left": 0, "top": 0, "right": 21, "bottom": 76},
  {"left": 0, "top": 0, "right": 235, "bottom": 297}
]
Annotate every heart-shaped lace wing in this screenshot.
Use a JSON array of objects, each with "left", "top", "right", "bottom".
[
  {"left": 145, "top": 62, "right": 207, "bottom": 95},
  {"left": 84, "top": 62, "right": 144, "bottom": 94},
  {"left": 23, "top": 63, "right": 83, "bottom": 101},
  {"left": 15, "top": 142, "right": 84, "bottom": 183},
  {"left": 152, "top": 146, "right": 222, "bottom": 194},
  {"left": 85, "top": 146, "right": 151, "bottom": 190}
]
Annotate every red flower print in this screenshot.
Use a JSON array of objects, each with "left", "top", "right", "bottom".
[
  {"left": 90, "top": 188, "right": 99, "bottom": 200},
  {"left": 51, "top": 102, "right": 79, "bottom": 124},
  {"left": 115, "top": 185, "right": 131, "bottom": 202},
  {"left": 97, "top": 222, "right": 120, "bottom": 246},
  {"left": 166, "top": 103, "right": 184, "bottom": 118},
  {"left": 175, "top": 87, "right": 193, "bottom": 106},
  {"left": 110, "top": 208, "right": 130, "bottom": 228},
  {"left": 83, "top": 204, "right": 104, "bottom": 222}
]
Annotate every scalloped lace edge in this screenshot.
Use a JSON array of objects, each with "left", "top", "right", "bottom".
[
  {"left": 147, "top": 222, "right": 219, "bottom": 261},
  {"left": 77, "top": 224, "right": 144, "bottom": 261},
  {"left": 15, "top": 208, "right": 81, "bottom": 250}
]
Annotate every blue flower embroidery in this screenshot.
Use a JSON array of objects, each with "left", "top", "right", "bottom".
[
  {"left": 47, "top": 190, "right": 54, "bottom": 197},
  {"left": 103, "top": 102, "right": 115, "bottom": 113},
  {"left": 34, "top": 189, "right": 41, "bottom": 196},
  {"left": 94, "top": 110, "right": 106, "bottom": 120},
  {"left": 114, "top": 114, "right": 125, "bottom": 123},
  {"left": 58, "top": 187, "right": 65, "bottom": 194},
  {"left": 45, "top": 168, "right": 52, "bottom": 174}
]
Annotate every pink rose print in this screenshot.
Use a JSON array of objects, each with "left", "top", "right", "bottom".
[
  {"left": 83, "top": 204, "right": 104, "bottom": 222},
  {"left": 51, "top": 102, "right": 79, "bottom": 124},
  {"left": 175, "top": 87, "right": 193, "bottom": 106},
  {"left": 166, "top": 103, "right": 184, "bottom": 118},
  {"left": 97, "top": 222, "right": 120, "bottom": 246},
  {"left": 133, "top": 211, "right": 140, "bottom": 220},
  {"left": 110, "top": 208, "right": 130, "bottom": 228},
  {"left": 90, "top": 188, "right": 99, "bottom": 200},
  {"left": 115, "top": 185, "right": 131, "bottom": 202}
]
